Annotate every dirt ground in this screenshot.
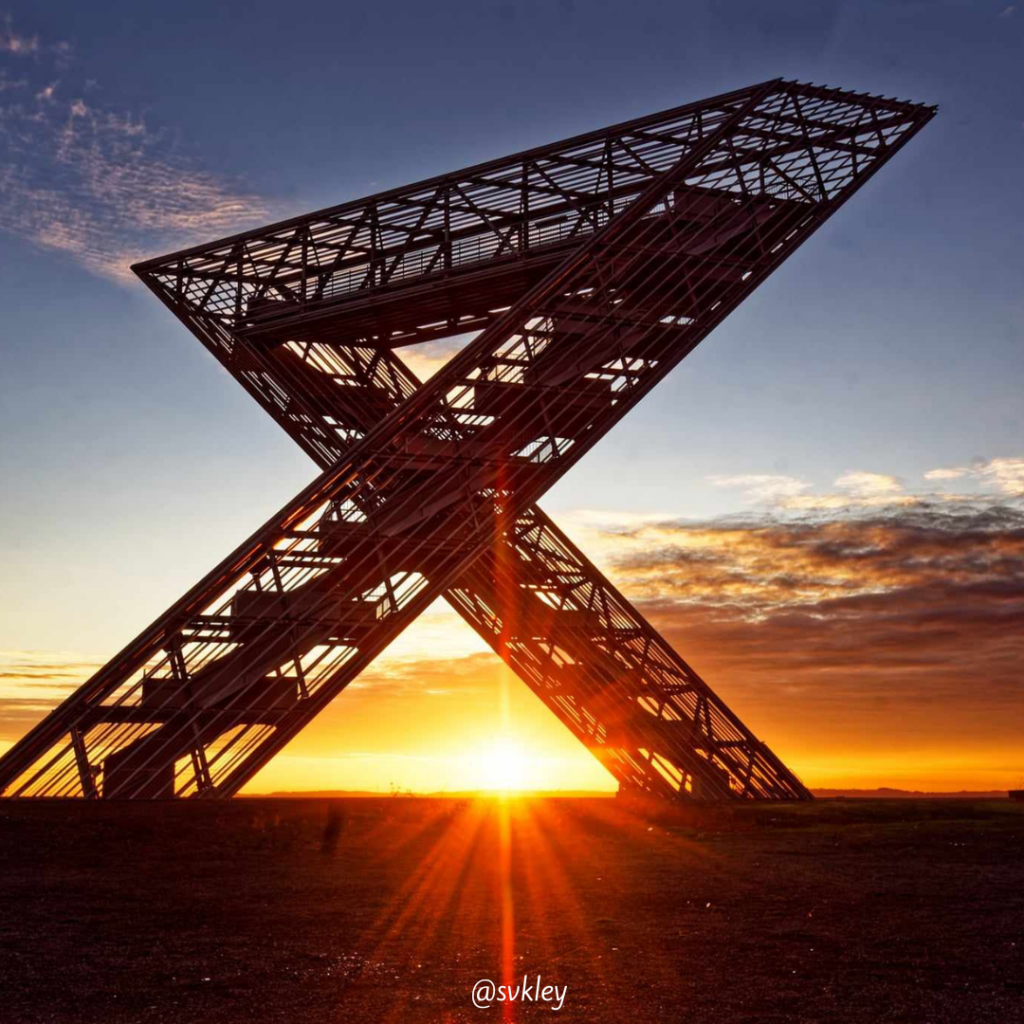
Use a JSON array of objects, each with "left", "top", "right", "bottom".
[{"left": 0, "top": 796, "right": 1021, "bottom": 1023}]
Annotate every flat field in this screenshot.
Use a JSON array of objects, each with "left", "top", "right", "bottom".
[{"left": 0, "top": 797, "right": 1021, "bottom": 1023}]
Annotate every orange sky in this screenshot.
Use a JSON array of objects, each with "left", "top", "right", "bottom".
[{"left": 4, "top": 493, "right": 1019, "bottom": 794}]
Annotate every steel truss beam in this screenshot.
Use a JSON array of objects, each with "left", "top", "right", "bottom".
[{"left": 0, "top": 80, "right": 934, "bottom": 801}]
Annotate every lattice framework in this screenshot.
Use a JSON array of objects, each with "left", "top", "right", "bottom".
[{"left": 0, "top": 80, "right": 934, "bottom": 800}]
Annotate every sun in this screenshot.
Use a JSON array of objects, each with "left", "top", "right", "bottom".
[{"left": 477, "top": 738, "right": 534, "bottom": 793}]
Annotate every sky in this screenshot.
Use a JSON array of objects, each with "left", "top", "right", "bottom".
[{"left": 0, "top": 0, "right": 1021, "bottom": 794}]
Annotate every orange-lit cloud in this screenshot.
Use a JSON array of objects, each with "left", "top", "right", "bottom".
[
  {"left": 563, "top": 497, "right": 1023, "bottom": 789},
  {"left": 0, "top": 649, "right": 103, "bottom": 747},
  {"left": 399, "top": 336, "right": 476, "bottom": 382}
]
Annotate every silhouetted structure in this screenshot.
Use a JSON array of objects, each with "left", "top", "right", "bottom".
[{"left": 0, "top": 80, "right": 933, "bottom": 801}]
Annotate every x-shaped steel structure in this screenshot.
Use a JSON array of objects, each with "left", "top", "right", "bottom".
[{"left": 0, "top": 80, "right": 934, "bottom": 800}]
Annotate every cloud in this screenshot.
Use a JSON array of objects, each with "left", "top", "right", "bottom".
[
  {"left": 708, "top": 473, "right": 812, "bottom": 503},
  {"left": 998, "top": 5, "right": 1016, "bottom": 17},
  {"left": 605, "top": 500, "right": 1023, "bottom": 606},
  {"left": 0, "top": 18, "right": 272, "bottom": 282},
  {"left": 779, "top": 471, "right": 918, "bottom": 511},
  {"left": 0, "top": 649, "right": 104, "bottom": 739},
  {"left": 709, "top": 468, "right": 918, "bottom": 511},
  {"left": 398, "top": 333, "right": 483, "bottom": 382},
  {"left": 834, "top": 471, "right": 903, "bottom": 496},
  {"left": 0, "top": 22, "right": 39, "bottom": 56},
  {"left": 925, "top": 456, "right": 1024, "bottom": 497},
  {"left": 708, "top": 459, "right": 1024, "bottom": 514},
  {"left": 981, "top": 457, "right": 1024, "bottom": 496},
  {"left": 583, "top": 500, "right": 1024, "bottom": 740}
]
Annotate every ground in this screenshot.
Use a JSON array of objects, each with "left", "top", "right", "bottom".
[{"left": 0, "top": 797, "right": 1022, "bottom": 1023}]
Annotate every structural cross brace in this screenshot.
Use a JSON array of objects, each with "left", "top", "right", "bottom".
[{"left": 0, "top": 79, "right": 934, "bottom": 801}]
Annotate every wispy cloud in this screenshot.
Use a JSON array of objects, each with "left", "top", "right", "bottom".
[
  {"left": 983, "top": 457, "right": 1024, "bottom": 496},
  {"left": 0, "top": 19, "right": 40, "bottom": 56},
  {"left": 709, "top": 468, "right": 915, "bottom": 510},
  {"left": 925, "top": 456, "right": 1024, "bottom": 497},
  {"left": 708, "top": 473, "right": 811, "bottom": 503},
  {"left": 834, "top": 471, "right": 903, "bottom": 497},
  {"left": 0, "top": 17, "right": 272, "bottom": 282},
  {"left": 0, "top": 649, "right": 103, "bottom": 739}
]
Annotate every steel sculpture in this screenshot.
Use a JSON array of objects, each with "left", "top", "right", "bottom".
[{"left": 0, "top": 80, "right": 934, "bottom": 800}]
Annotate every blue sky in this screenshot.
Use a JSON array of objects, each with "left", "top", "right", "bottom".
[{"left": 0, "top": 1, "right": 1021, "bottom": 790}]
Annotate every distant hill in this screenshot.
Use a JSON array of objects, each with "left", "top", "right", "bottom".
[
  {"left": 811, "top": 787, "right": 1010, "bottom": 799},
  {"left": 250, "top": 786, "right": 1012, "bottom": 800}
]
